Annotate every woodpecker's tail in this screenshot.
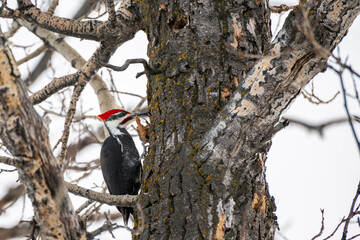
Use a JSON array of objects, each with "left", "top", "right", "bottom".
[{"left": 118, "top": 207, "right": 133, "bottom": 226}]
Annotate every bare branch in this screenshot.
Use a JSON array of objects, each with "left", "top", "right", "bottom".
[
  {"left": 0, "top": 222, "right": 34, "bottom": 240},
  {"left": 301, "top": 80, "right": 340, "bottom": 105},
  {"left": 13, "top": 0, "right": 142, "bottom": 41},
  {"left": 348, "top": 233, "right": 360, "bottom": 240},
  {"left": 329, "top": 64, "right": 360, "bottom": 154},
  {"left": 30, "top": 72, "right": 79, "bottom": 105},
  {"left": 47, "top": 0, "right": 59, "bottom": 15},
  {"left": 15, "top": 0, "right": 108, "bottom": 41},
  {"left": 57, "top": 80, "right": 88, "bottom": 163},
  {"left": 284, "top": 117, "right": 354, "bottom": 136},
  {"left": 54, "top": 41, "right": 119, "bottom": 163},
  {"left": 88, "top": 214, "right": 121, "bottom": 238},
  {"left": 21, "top": 19, "right": 118, "bottom": 111},
  {"left": 24, "top": 49, "right": 53, "bottom": 86},
  {"left": 16, "top": 44, "right": 47, "bottom": 66},
  {"left": 311, "top": 209, "right": 325, "bottom": 240},
  {"left": 342, "top": 181, "right": 360, "bottom": 239},
  {"left": 66, "top": 182, "right": 137, "bottom": 208},
  {"left": 76, "top": 199, "right": 94, "bottom": 214},
  {"left": 0, "top": 185, "right": 25, "bottom": 213}
]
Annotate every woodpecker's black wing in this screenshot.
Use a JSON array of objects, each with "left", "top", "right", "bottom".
[{"left": 100, "top": 129, "right": 141, "bottom": 225}]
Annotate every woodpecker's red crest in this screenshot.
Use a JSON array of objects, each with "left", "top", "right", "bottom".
[{"left": 97, "top": 109, "right": 134, "bottom": 125}]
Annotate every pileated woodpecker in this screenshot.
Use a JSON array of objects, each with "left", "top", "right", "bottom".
[{"left": 97, "top": 109, "right": 146, "bottom": 226}]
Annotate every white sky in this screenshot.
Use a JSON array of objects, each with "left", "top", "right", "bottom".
[{"left": 0, "top": 0, "right": 359, "bottom": 239}]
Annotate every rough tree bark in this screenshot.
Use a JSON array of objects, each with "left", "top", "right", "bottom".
[
  {"left": 0, "top": 38, "right": 85, "bottom": 239},
  {"left": 134, "top": 1, "right": 360, "bottom": 239},
  {"left": 0, "top": 0, "right": 359, "bottom": 239}
]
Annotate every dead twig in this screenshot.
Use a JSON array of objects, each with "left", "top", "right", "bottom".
[
  {"left": 301, "top": 81, "right": 340, "bottom": 105},
  {"left": 311, "top": 209, "right": 324, "bottom": 240}
]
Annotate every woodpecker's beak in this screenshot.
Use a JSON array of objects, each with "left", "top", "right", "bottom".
[
  {"left": 134, "top": 111, "right": 149, "bottom": 117},
  {"left": 96, "top": 115, "right": 103, "bottom": 121},
  {"left": 125, "top": 111, "right": 149, "bottom": 119}
]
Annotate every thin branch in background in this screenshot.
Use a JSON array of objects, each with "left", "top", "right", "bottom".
[
  {"left": 47, "top": 0, "right": 59, "bottom": 15},
  {"left": 84, "top": 10, "right": 108, "bottom": 20},
  {"left": 342, "top": 181, "right": 360, "bottom": 240},
  {"left": 107, "top": 69, "right": 124, "bottom": 108},
  {"left": 283, "top": 117, "right": 351, "bottom": 137},
  {"left": 88, "top": 212, "right": 122, "bottom": 238},
  {"left": 311, "top": 209, "right": 325, "bottom": 240},
  {"left": 87, "top": 212, "right": 122, "bottom": 223},
  {"left": 12, "top": 42, "right": 39, "bottom": 49},
  {"left": 76, "top": 199, "right": 94, "bottom": 214},
  {"left": 351, "top": 74, "right": 360, "bottom": 109},
  {"left": 0, "top": 168, "right": 17, "bottom": 173},
  {"left": 38, "top": 103, "right": 97, "bottom": 123},
  {"left": 83, "top": 202, "right": 103, "bottom": 221},
  {"left": 16, "top": 44, "right": 47, "bottom": 66},
  {"left": 348, "top": 233, "right": 360, "bottom": 240},
  {"left": 3, "top": 20, "right": 21, "bottom": 39},
  {"left": 0, "top": 222, "right": 34, "bottom": 240},
  {"left": 25, "top": 49, "right": 54, "bottom": 86},
  {"left": 322, "top": 181, "right": 360, "bottom": 239},
  {"left": 58, "top": 80, "right": 88, "bottom": 164},
  {"left": 323, "top": 216, "right": 346, "bottom": 240},
  {"left": 0, "top": 185, "right": 25, "bottom": 214},
  {"left": 329, "top": 63, "right": 360, "bottom": 155},
  {"left": 67, "top": 159, "right": 100, "bottom": 172},
  {"left": 301, "top": 80, "right": 340, "bottom": 105},
  {"left": 133, "top": 96, "right": 147, "bottom": 113},
  {"left": 110, "top": 89, "right": 144, "bottom": 99}
]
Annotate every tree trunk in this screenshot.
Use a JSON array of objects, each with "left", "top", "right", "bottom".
[
  {"left": 135, "top": 0, "right": 360, "bottom": 239},
  {"left": 136, "top": 1, "right": 275, "bottom": 239},
  {"left": 0, "top": 38, "right": 85, "bottom": 239}
]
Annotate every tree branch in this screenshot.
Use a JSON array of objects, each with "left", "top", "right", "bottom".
[
  {"left": 66, "top": 182, "right": 137, "bottom": 208},
  {"left": 16, "top": 44, "right": 47, "bottom": 66},
  {"left": 0, "top": 185, "right": 25, "bottom": 213},
  {"left": 52, "top": 41, "right": 119, "bottom": 163},
  {"left": 0, "top": 155, "right": 136, "bottom": 208},
  {"left": 0, "top": 222, "right": 35, "bottom": 240},
  {"left": 0, "top": 36, "right": 85, "bottom": 239},
  {"left": 15, "top": 0, "right": 108, "bottom": 41},
  {"left": 13, "top": 0, "right": 142, "bottom": 41},
  {"left": 30, "top": 72, "right": 79, "bottom": 105},
  {"left": 21, "top": 19, "right": 118, "bottom": 111},
  {"left": 284, "top": 117, "right": 354, "bottom": 136}
]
